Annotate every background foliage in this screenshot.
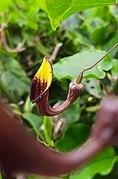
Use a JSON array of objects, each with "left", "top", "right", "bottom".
[{"left": 0, "top": 0, "right": 118, "bottom": 179}]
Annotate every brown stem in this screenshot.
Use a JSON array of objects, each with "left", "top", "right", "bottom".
[
  {"left": 0, "top": 25, "right": 25, "bottom": 53},
  {"left": 51, "top": 43, "right": 63, "bottom": 62}
]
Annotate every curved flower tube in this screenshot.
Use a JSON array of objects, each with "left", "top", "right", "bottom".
[
  {"left": 0, "top": 96, "right": 118, "bottom": 179},
  {"left": 30, "top": 56, "right": 84, "bottom": 116}
]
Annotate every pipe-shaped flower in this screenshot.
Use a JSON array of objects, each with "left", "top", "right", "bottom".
[
  {"left": 30, "top": 56, "right": 52, "bottom": 103},
  {"left": 30, "top": 57, "right": 84, "bottom": 116}
]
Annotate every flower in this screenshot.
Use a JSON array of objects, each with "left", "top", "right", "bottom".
[{"left": 30, "top": 56, "right": 84, "bottom": 116}]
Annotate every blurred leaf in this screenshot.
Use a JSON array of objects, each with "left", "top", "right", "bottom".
[
  {"left": 74, "top": 33, "right": 92, "bottom": 47},
  {"left": 44, "top": 116, "right": 54, "bottom": 147},
  {"left": 87, "top": 17, "right": 108, "bottom": 45},
  {"left": 82, "top": 6, "right": 118, "bottom": 47},
  {"left": 113, "top": 79, "right": 118, "bottom": 95},
  {"left": 9, "top": 103, "right": 22, "bottom": 115},
  {"left": 28, "top": 176, "right": 59, "bottom": 179},
  {"left": 84, "top": 78, "right": 102, "bottom": 98},
  {"left": 103, "top": 34, "right": 118, "bottom": 58},
  {"left": 22, "top": 112, "right": 43, "bottom": 137},
  {"left": 70, "top": 148, "right": 118, "bottom": 179},
  {"left": 110, "top": 5, "right": 118, "bottom": 18},
  {"left": 0, "top": 71, "right": 29, "bottom": 101},
  {"left": 61, "top": 99, "right": 81, "bottom": 124},
  {"left": 111, "top": 59, "right": 118, "bottom": 75},
  {"left": 0, "top": 55, "right": 30, "bottom": 101},
  {"left": 54, "top": 49, "right": 112, "bottom": 80},
  {"left": 24, "top": 96, "right": 35, "bottom": 112},
  {"left": 55, "top": 123, "right": 90, "bottom": 152},
  {"left": 62, "top": 0, "right": 116, "bottom": 21},
  {"left": 86, "top": 105, "right": 100, "bottom": 112},
  {"left": 8, "top": 0, "right": 40, "bottom": 29},
  {"left": 0, "top": 55, "right": 30, "bottom": 84},
  {"left": 0, "top": 0, "right": 12, "bottom": 12}
]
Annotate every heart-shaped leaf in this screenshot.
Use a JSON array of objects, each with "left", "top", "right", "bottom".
[
  {"left": 54, "top": 49, "right": 112, "bottom": 80},
  {"left": 38, "top": 0, "right": 116, "bottom": 30}
]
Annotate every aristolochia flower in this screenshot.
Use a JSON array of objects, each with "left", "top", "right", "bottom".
[{"left": 30, "top": 57, "right": 84, "bottom": 116}]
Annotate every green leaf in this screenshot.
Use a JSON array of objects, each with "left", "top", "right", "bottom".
[
  {"left": 54, "top": 49, "right": 112, "bottom": 80},
  {"left": 84, "top": 78, "right": 102, "bottom": 98},
  {"left": 87, "top": 17, "right": 108, "bottom": 45},
  {"left": 62, "top": 0, "right": 116, "bottom": 21},
  {"left": 44, "top": 116, "right": 54, "bottom": 147},
  {"left": 8, "top": 0, "right": 40, "bottom": 29},
  {"left": 22, "top": 112, "right": 43, "bottom": 137},
  {"left": 0, "top": 55, "right": 30, "bottom": 101},
  {"left": 38, "top": 0, "right": 73, "bottom": 30},
  {"left": 39, "top": 0, "right": 116, "bottom": 30},
  {"left": 70, "top": 148, "right": 118, "bottom": 179},
  {"left": 111, "top": 59, "right": 118, "bottom": 75},
  {"left": 0, "top": 55, "right": 30, "bottom": 84},
  {"left": 0, "top": 71, "right": 29, "bottom": 101},
  {"left": 55, "top": 123, "right": 90, "bottom": 152}
]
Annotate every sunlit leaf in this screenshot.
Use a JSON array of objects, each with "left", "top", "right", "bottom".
[
  {"left": 38, "top": 0, "right": 116, "bottom": 30},
  {"left": 70, "top": 148, "right": 118, "bottom": 179}
]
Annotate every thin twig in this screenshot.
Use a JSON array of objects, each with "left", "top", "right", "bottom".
[{"left": 51, "top": 43, "right": 63, "bottom": 62}]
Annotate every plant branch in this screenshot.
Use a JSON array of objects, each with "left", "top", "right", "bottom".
[
  {"left": 0, "top": 24, "right": 25, "bottom": 53},
  {"left": 51, "top": 42, "right": 63, "bottom": 62}
]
